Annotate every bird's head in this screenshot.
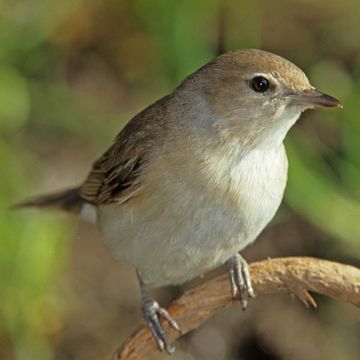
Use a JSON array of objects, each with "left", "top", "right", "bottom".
[{"left": 179, "top": 49, "right": 341, "bottom": 148}]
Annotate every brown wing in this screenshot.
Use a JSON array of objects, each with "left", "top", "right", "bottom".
[
  {"left": 80, "top": 147, "right": 144, "bottom": 205},
  {"left": 80, "top": 96, "right": 169, "bottom": 205}
]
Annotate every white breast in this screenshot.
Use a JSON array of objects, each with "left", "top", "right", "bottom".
[
  {"left": 204, "top": 143, "right": 288, "bottom": 240},
  {"left": 97, "top": 143, "right": 288, "bottom": 287}
]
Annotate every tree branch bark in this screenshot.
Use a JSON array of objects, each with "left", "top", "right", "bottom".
[{"left": 111, "top": 257, "right": 360, "bottom": 360}]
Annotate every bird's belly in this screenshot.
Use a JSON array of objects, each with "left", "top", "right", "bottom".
[
  {"left": 97, "top": 146, "right": 288, "bottom": 287},
  {"left": 98, "top": 201, "right": 248, "bottom": 287}
]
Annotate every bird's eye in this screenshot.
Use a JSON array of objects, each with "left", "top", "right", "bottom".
[{"left": 249, "top": 76, "right": 270, "bottom": 93}]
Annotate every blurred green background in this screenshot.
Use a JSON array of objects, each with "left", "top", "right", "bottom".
[{"left": 1, "top": 0, "right": 359, "bottom": 359}]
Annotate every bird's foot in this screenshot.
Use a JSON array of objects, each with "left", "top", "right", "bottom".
[
  {"left": 137, "top": 271, "right": 181, "bottom": 353},
  {"left": 141, "top": 295, "right": 181, "bottom": 353},
  {"left": 227, "top": 254, "right": 255, "bottom": 309}
]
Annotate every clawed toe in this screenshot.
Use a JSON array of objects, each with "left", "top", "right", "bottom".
[
  {"left": 137, "top": 270, "right": 181, "bottom": 353},
  {"left": 227, "top": 254, "right": 255, "bottom": 309},
  {"left": 142, "top": 299, "right": 181, "bottom": 353}
]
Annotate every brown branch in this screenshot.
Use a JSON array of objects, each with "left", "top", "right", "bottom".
[{"left": 112, "top": 257, "right": 360, "bottom": 360}]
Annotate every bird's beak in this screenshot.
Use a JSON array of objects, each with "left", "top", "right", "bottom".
[{"left": 291, "top": 89, "right": 342, "bottom": 108}]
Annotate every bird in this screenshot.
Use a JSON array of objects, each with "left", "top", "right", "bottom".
[{"left": 17, "top": 49, "right": 341, "bottom": 353}]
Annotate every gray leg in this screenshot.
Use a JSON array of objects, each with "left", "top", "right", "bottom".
[
  {"left": 137, "top": 271, "right": 181, "bottom": 354},
  {"left": 227, "top": 254, "right": 255, "bottom": 309}
]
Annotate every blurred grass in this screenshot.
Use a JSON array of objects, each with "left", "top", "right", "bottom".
[
  {"left": 286, "top": 135, "right": 360, "bottom": 255},
  {"left": 0, "top": 140, "right": 72, "bottom": 359},
  {"left": 1, "top": 0, "right": 359, "bottom": 359}
]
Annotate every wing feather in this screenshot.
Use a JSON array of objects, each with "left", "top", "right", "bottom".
[{"left": 80, "top": 95, "right": 170, "bottom": 205}]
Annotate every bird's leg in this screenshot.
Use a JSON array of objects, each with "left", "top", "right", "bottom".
[
  {"left": 137, "top": 271, "right": 181, "bottom": 354},
  {"left": 227, "top": 254, "right": 255, "bottom": 309}
]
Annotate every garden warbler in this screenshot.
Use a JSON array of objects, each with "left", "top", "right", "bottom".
[{"left": 18, "top": 49, "right": 341, "bottom": 353}]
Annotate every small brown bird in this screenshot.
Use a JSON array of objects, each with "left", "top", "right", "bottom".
[{"left": 18, "top": 49, "right": 341, "bottom": 353}]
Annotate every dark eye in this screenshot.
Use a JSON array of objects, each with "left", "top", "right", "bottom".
[{"left": 250, "top": 76, "right": 270, "bottom": 93}]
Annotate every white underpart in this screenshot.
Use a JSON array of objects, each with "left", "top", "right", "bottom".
[{"left": 93, "top": 109, "right": 301, "bottom": 288}]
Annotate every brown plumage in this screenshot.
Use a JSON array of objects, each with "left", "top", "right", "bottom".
[
  {"left": 16, "top": 49, "right": 341, "bottom": 353},
  {"left": 80, "top": 95, "right": 171, "bottom": 205},
  {"left": 16, "top": 49, "right": 339, "bottom": 212}
]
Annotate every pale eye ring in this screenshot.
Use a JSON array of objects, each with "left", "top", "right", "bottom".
[{"left": 249, "top": 76, "right": 270, "bottom": 93}]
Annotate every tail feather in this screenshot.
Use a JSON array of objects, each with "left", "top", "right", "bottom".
[{"left": 14, "top": 187, "right": 83, "bottom": 213}]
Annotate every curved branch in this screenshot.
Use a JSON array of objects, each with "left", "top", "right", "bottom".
[{"left": 112, "top": 257, "right": 360, "bottom": 360}]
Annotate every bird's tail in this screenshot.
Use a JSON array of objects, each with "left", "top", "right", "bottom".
[{"left": 13, "top": 187, "right": 83, "bottom": 213}]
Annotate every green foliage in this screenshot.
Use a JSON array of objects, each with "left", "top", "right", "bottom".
[
  {"left": 0, "top": 66, "right": 29, "bottom": 132},
  {"left": 134, "top": 0, "right": 219, "bottom": 82},
  {"left": 286, "top": 135, "right": 360, "bottom": 254},
  {"left": 0, "top": 140, "right": 72, "bottom": 359}
]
